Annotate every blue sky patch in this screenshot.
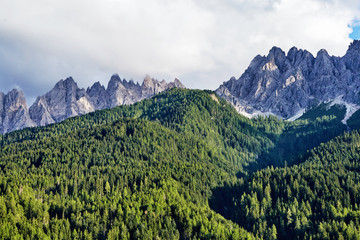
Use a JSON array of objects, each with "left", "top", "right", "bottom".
[{"left": 350, "top": 20, "right": 360, "bottom": 40}]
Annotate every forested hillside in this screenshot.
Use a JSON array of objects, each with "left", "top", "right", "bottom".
[
  {"left": 0, "top": 88, "right": 356, "bottom": 239},
  {"left": 218, "top": 130, "right": 360, "bottom": 239}
]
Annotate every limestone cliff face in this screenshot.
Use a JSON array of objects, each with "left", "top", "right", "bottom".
[
  {"left": 216, "top": 40, "right": 360, "bottom": 120},
  {"left": 29, "top": 77, "right": 95, "bottom": 126},
  {"left": 105, "top": 74, "right": 185, "bottom": 108},
  {"left": 106, "top": 74, "right": 142, "bottom": 108},
  {"left": 141, "top": 75, "right": 185, "bottom": 98},
  {"left": 0, "top": 75, "right": 185, "bottom": 134},
  {"left": 0, "top": 89, "right": 35, "bottom": 133},
  {"left": 86, "top": 81, "right": 109, "bottom": 110}
]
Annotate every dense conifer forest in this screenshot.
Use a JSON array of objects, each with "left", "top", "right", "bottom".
[{"left": 0, "top": 88, "right": 359, "bottom": 239}]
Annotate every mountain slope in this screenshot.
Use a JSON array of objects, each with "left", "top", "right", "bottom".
[
  {"left": 0, "top": 88, "right": 348, "bottom": 173},
  {"left": 216, "top": 40, "right": 360, "bottom": 121},
  {"left": 0, "top": 102, "right": 255, "bottom": 239},
  {"left": 215, "top": 130, "right": 360, "bottom": 239},
  {"left": 1, "top": 89, "right": 272, "bottom": 175},
  {"left": 0, "top": 88, "right": 357, "bottom": 239}
]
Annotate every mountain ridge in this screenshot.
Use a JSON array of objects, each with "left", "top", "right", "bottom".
[
  {"left": 216, "top": 40, "right": 360, "bottom": 122},
  {"left": 2, "top": 41, "right": 360, "bottom": 133},
  {"left": 0, "top": 74, "right": 185, "bottom": 134}
]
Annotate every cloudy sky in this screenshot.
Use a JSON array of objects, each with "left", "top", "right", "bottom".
[{"left": 0, "top": 0, "right": 360, "bottom": 103}]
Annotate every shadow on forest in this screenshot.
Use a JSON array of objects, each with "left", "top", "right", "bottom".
[
  {"left": 208, "top": 184, "right": 239, "bottom": 223},
  {"left": 241, "top": 118, "right": 348, "bottom": 177},
  {"left": 209, "top": 118, "right": 349, "bottom": 225}
]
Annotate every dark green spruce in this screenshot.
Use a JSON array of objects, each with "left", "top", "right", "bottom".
[{"left": 0, "top": 88, "right": 356, "bottom": 239}]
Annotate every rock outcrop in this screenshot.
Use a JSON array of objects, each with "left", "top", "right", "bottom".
[
  {"left": 106, "top": 74, "right": 142, "bottom": 108},
  {"left": 86, "top": 81, "right": 109, "bottom": 111},
  {"left": 216, "top": 40, "right": 360, "bottom": 121},
  {"left": 0, "top": 89, "right": 35, "bottom": 133},
  {"left": 29, "top": 77, "right": 95, "bottom": 126}
]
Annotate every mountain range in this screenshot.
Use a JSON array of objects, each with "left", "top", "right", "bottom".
[
  {"left": 216, "top": 40, "right": 360, "bottom": 122},
  {"left": 2, "top": 40, "right": 360, "bottom": 134},
  {"left": 0, "top": 74, "right": 184, "bottom": 134}
]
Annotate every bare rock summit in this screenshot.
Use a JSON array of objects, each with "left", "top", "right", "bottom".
[
  {"left": 0, "top": 75, "right": 185, "bottom": 134},
  {"left": 216, "top": 40, "right": 360, "bottom": 122},
  {"left": 0, "top": 89, "right": 35, "bottom": 133}
]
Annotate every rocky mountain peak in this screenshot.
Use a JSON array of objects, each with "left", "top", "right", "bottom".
[
  {"left": 287, "top": 46, "right": 299, "bottom": 57},
  {"left": 107, "top": 74, "right": 122, "bottom": 90},
  {"left": 29, "top": 76, "right": 95, "bottom": 125},
  {"left": 347, "top": 40, "right": 360, "bottom": 53},
  {"left": 343, "top": 40, "right": 360, "bottom": 72},
  {"left": 86, "top": 82, "right": 108, "bottom": 110},
  {"left": 5, "top": 89, "right": 27, "bottom": 108},
  {"left": 173, "top": 78, "right": 185, "bottom": 88},
  {"left": 54, "top": 77, "right": 77, "bottom": 90},
  {"left": 142, "top": 75, "right": 155, "bottom": 88},
  {"left": 317, "top": 48, "right": 329, "bottom": 55},
  {"left": 216, "top": 41, "right": 360, "bottom": 122},
  {"left": 0, "top": 89, "right": 35, "bottom": 133},
  {"left": 268, "top": 46, "right": 286, "bottom": 59},
  {"left": 287, "top": 47, "right": 314, "bottom": 70},
  {"left": 311, "top": 49, "right": 334, "bottom": 77},
  {"left": 121, "top": 78, "right": 138, "bottom": 89},
  {"left": 87, "top": 81, "right": 105, "bottom": 93},
  {"left": 2, "top": 74, "right": 185, "bottom": 134},
  {"left": 166, "top": 78, "right": 186, "bottom": 90}
]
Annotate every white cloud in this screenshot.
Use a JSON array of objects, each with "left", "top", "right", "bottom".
[{"left": 0, "top": 0, "right": 359, "bottom": 101}]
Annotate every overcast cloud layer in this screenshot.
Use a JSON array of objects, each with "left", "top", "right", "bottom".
[{"left": 0, "top": 0, "right": 359, "bottom": 103}]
